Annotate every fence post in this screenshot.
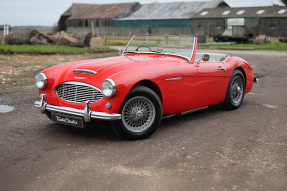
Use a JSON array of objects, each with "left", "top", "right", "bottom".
[
  {"left": 4, "top": 24, "right": 8, "bottom": 36},
  {"left": 179, "top": 33, "right": 181, "bottom": 44},
  {"left": 91, "top": 22, "right": 95, "bottom": 36},
  {"left": 97, "top": 29, "right": 99, "bottom": 37},
  {"left": 129, "top": 32, "right": 131, "bottom": 40},
  {"left": 146, "top": 32, "right": 149, "bottom": 44},
  {"left": 112, "top": 32, "right": 115, "bottom": 42}
]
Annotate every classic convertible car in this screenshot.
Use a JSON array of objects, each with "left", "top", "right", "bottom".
[{"left": 34, "top": 35, "right": 258, "bottom": 140}]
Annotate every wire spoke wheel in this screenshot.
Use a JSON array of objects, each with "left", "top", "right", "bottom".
[
  {"left": 222, "top": 69, "right": 245, "bottom": 110},
  {"left": 230, "top": 76, "right": 244, "bottom": 104},
  {"left": 111, "top": 86, "right": 162, "bottom": 140},
  {"left": 122, "top": 96, "right": 156, "bottom": 133}
]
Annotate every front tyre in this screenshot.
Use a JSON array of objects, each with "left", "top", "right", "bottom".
[
  {"left": 111, "top": 86, "right": 162, "bottom": 140},
  {"left": 222, "top": 69, "right": 245, "bottom": 110}
]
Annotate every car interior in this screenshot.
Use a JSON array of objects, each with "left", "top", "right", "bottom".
[{"left": 195, "top": 53, "right": 229, "bottom": 62}]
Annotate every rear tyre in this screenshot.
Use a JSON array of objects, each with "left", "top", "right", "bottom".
[
  {"left": 222, "top": 70, "right": 245, "bottom": 110},
  {"left": 111, "top": 86, "right": 162, "bottom": 140}
]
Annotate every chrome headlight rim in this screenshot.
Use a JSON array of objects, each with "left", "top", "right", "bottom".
[
  {"left": 35, "top": 72, "right": 48, "bottom": 90},
  {"left": 101, "top": 79, "right": 117, "bottom": 98}
]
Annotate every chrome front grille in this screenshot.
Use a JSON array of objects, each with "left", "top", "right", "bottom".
[{"left": 55, "top": 82, "right": 103, "bottom": 103}]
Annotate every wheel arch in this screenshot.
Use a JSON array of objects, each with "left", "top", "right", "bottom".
[
  {"left": 235, "top": 67, "right": 246, "bottom": 87},
  {"left": 132, "top": 80, "right": 163, "bottom": 102}
]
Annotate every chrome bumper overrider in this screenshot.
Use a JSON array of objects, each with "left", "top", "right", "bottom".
[
  {"left": 254, "top": 77, "right": 259, "bottom": 83},
  {"left": 34, "top": 94, "right": 121, "bottom": 122}
]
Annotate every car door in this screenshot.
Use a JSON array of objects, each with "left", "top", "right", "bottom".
[
  {"left": 191, "top": 61, "right": 226, "bottom": 109},
  {"left": 160, "top": 62, "right": 198, "bottom": 114}
]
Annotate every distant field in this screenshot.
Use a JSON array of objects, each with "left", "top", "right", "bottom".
[{"left": 0, "top": 44, "right": 117, "bottom": 54}]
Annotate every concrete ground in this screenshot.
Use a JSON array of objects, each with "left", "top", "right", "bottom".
[{"left": 0, "top": 49, "right": 286, "bottom": 191}]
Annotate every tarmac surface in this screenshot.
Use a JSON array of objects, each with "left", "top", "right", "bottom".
[{"left": 0, "top": 49, "right": 286, "bottom": 191}]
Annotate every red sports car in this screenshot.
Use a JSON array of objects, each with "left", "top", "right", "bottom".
[{"left": 34, "top": 35, "right": 258, "bottom": 140}]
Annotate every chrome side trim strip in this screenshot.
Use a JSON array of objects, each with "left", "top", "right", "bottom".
[
  {"left": 73, "top": 69, "right": 97, "bottom": 75},
  {"left": 165, "top": 77, "right": 182, "bottom": 81},
  {"left": 34, "top": 95, "right": 121, "bottom": 121}
]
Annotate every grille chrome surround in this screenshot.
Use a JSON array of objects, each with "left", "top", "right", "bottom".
[{"left": 55, "top": 81, "right": 103, "bottom": 103}]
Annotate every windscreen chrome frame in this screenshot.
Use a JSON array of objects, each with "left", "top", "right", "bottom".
[{"left": 122, "top": 35, "right": 196, "bottom": 61}]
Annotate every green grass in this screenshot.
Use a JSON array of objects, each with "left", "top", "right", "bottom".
[
  {"left": 198, "top": 42, "right": 287, "bottom": 51},
  {"left": 38, "top": 30, "right": 53, "bottom": 34},
  {"left": 0, "top": 44, "right": 117, "bottom": 54},
  {"left": 103, "top": 42, "right": 128, "bottom": 46}
]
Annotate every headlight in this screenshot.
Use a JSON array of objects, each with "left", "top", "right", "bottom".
[
  {"left": 35, "top": 72, "right": 48, "bottom": 90},
  {"left": 101, "top": 79, "right": 116, "bottom": 97}
]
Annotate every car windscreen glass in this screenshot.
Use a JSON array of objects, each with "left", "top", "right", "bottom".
[{"left": 123, "top": 35, "right": 195, "bottom": 61}]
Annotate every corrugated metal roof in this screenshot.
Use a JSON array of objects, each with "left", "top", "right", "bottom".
[
  {"left": 62, "top": 3, "right": 94, "bottom": 16},
  {"left": 117, "top": 1, "right": 229, "bottom": 20},
  {"left": 193, "top": 6, "right": 287, "bottom": 18},
  {"left": 68, "top": 3, "right": 140, "bottom": 19}
]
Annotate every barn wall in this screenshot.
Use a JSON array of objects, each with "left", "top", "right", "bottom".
[
  {"left": 245, "top": 17, "right": 259, "bottom": 36},
  {"left": 112, "top": 19, "right": 191, "bottom": 28},
  {"left": 259, "top": 17, "right": 287, "bottom": 37},
  {"left": 191, "top": 18, "right": 225, "bottom": 36},
  {"left": 67, "top": 26, "right": 192, "bottom": 35}
]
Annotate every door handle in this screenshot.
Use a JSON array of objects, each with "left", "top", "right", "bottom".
[{"left": 218, "top": 67, "right": 226, "bottom": 72}]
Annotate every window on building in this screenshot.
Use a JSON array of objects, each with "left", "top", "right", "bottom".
[
  {"left": 270, "top": 25, "right": 275, "bottom": 29},
  {"left": 236, "top": 10, "right": 245, "bottom": 15},
  {"left": 256, "top": 10, "right": 265, "bottom": 14},
  {"left": 198, "top": 25, "right": 202, "bottom": 29},
  {"left": 200, "top": 11, "right": 208, "bottom": 16},
  {"left": 222, "top": 10, "right": 230, "bottom": 15},
  {"left": 79, "top": 20, "right": 83, "bottom": 27},
  {"left": 105, "top": 20, "right": 108, "bottom": 26},
  {"left": 96, "top": 20, "right": 99, "bottom": 27},
  {"left": 85, "top": 20, "right": 88, "bottom": 27},
  {"left": 216, "top": 25, "right": 221, "bottom": 29},
  {"left": 227, "top": 18, "right": 245, "bottom": 29},
  {"left": 278, "top": 9, "right": 286, "bottom": 14}
]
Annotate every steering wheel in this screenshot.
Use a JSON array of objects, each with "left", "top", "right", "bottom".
[{"left": 135, "top": 46, "right": 152, "bottom": 51}]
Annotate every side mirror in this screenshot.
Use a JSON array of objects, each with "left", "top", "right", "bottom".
[
  {"left": 202, "top": 54, "right": 210, "bottom": 62},
  {"left": 118, "top": 49, "right": 122, "bottom": 55}
]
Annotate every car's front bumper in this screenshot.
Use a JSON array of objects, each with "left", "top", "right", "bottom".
[{"left": 34, "top": 94, "right": 121, "bottom": 122}]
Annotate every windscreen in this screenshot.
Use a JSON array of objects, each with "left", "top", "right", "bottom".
[{"left": 123, "top": 35, "right": 195, "bottom": 61}]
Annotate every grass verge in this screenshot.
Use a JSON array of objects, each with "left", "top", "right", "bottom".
[{"left": 0, "top": 44, "right": 117, "bottom": 54}]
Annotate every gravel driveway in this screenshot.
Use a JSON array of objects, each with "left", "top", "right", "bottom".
[{"left": 0, "top": 49, "right": 286, "bottom": 191}]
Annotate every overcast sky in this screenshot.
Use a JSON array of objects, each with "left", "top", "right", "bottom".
[{"left": 0, "top": 0, "right": 284, "bottom": 26}]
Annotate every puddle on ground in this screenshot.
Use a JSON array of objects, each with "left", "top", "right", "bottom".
[{"left": 0, "top": 105, "right": 14, "bottom": 113}]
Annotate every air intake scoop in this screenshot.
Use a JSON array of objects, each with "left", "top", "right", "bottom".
[{"left": 73, "top": 69, "right": 97, "bottom": 75}]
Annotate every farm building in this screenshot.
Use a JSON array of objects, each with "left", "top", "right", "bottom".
[
  {"left": 191, "top": 6, "right": 287, "bottom": 37},
  {"left": 65, "top": 3, "right": 141, "bottom": 34},
  {"left": 58, "top": 3, "right": 94, "bottom": 31},
  {"left": 113, "top": 1, "right": 229, "bottom": 35},
  {"left": 59, "top": 2, "right": 286, "bottom": 38}
]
